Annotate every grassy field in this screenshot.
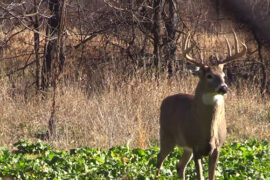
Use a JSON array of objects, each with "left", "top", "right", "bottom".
[
  {"left": 0, "top": 74, "right": 269, "bottom": 150},
  {"left": 0, "top": 73, "right": 269, "bottom": 179},
  {"left": 0, "top": 140, "right": 269, "bottom": 179}
]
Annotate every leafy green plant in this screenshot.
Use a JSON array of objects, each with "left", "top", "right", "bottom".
[{"left": 0, "top": 140, "right": 269, "bottom": 179}]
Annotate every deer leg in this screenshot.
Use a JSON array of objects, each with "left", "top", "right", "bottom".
[
  {"left": 156, "top": 137, "right": 175, "bottom": 175},
  {"left": 194, "top": 155, "right": 204, "bottom": 180},
  {"left": 208, "top": 148, "right": 220, "bottom": 180},
  {"left": 176, "top": 149, "right": 193, "bottom": 179}
]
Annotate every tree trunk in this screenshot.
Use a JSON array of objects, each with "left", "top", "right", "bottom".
[
  {"left": 254, "top": 31, "right": 268, "bottom": 96},
  {"left": 47, "top": 0, "right": 67, "bottom": 138},
  {"left": 152, "top": 0, "right": 164, "bottom": 75},
  {"left": 164, "top": 0, "right": 178, "bottom": 76},
  {"left": 42, "top": 0, "right": 65, "bottom": 89},
  {"left": 33, "top": 0, "right": 40, "bottom": 91}
]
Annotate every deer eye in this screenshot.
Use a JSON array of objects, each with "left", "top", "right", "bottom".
[{"left": 206, "top": 74, "right": 214, "bottom": 80}]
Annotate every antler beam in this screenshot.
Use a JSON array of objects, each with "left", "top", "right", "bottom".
[{"left": 182, "top": 33, "right": 205, "bottom": 67}]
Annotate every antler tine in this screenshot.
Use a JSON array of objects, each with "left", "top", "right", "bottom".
[
  {"left": 199, "top": 52, "right": 204, "bottom": 64},
  {"left": 183, "top": 33, "right": 190, "bottom": 50},
  {"left": 224, "top": 36, "right": 232, "bottom": 57},
  {"left": 182, "top": 33, "right": 205, "bottom": 67},
  {"left": 218, "top": 32, "right": 247, "bottom": 65},
  {"left": 215, "top": 53, "right": 220, "bottom": 61},
  {"left": 233, "top": 31, "right": 239, "bottom": 53}
]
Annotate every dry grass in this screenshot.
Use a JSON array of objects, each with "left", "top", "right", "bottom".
[
  {"left": 0, "top": 28, "right": 269, "bottom": 150},
  {"left": 226, "top": 87, "right": 270, "bottom": 141},
  {"left": 0, "top": 72, "right": 269, "bottom": 150}
]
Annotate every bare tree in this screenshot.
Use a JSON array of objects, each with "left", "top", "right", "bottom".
[
  {"left": 163, "top": 0, "right": 178, "bottom": 76},
  {"left": 42, "top": 0, "right": 66, "bottom": 89},
  {"left": 0, "top": 0, "right": 48, "bottom": 92},
  {"left": 47, "top": 0, "right": 67, "bottom": 138},
  {"left": 152, "top": 0, "right": 164, "bottom": 73}
]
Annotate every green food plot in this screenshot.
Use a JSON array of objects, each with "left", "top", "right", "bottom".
[{"left": 0, "top": 140, "right": 269, "bottom": 179}]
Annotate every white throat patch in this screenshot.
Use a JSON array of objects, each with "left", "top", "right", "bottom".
[{"left": 202, "top": 93, "right": 224, "bottom": 106}]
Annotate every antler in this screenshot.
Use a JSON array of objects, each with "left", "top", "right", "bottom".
[
  {"left": 218, "top": 31, "right": 247, "bottom": 65},
  {"left": 182, "top": 33, "right": 205, "bottom": 67}
]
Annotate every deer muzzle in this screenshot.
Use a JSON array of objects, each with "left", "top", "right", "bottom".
[{"left": 217, "top": 84, "right": 229, "bottom": 94}]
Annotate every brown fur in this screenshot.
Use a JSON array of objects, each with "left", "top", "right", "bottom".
[{"left": 157, "top": 65, "right": 227, "bottom": 180}]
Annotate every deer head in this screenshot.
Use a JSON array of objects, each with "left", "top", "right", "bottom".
[{"left": 182, "top": 32, "right": 247, "bottom": 99}]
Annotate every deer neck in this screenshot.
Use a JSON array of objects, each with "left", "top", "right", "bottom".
[
  {"left": 193, "top": 85, "right": 226, "bottom": 150},
  {"left": 194, "top": 83, "right": 225, "bottom": 108},
  {"left": 193, "top": 91, "right": 224, "bottom": 122}
]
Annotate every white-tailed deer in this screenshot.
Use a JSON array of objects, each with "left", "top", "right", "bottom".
[{"left": 157, "top": 32, "right": 247, "bottom": 180}]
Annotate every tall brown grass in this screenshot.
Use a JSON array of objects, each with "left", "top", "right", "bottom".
[
  {"left": 0, "top": 28, "right": 269, "bottom": 150},
  {"left": 0, "top": 71, "right": 269, "bottom": 150}
]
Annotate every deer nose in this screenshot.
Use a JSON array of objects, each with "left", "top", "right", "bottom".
[{"left": 217, "top": 85, "right": 229, "bottom": 94}]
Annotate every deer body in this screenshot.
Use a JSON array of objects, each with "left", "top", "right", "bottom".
[
  {"left": 157, "top": 33, "right": 247, "bottom": 180},
  {"left": 160, "top": 91, "right": 226, "bottom": 156}
]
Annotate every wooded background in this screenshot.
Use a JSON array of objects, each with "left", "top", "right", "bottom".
[
  {"left": 1, "top": 0, "right": 269, "bottom": 91},
  {"left": 0, "top": 0, "right": 269, "bottom": 145}
]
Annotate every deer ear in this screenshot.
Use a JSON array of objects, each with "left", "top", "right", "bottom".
[
  {"left": 192, "top": 66, "right": 203, "bottom": 76},
  {"left": 218, "top": 64, "right": 224, "bottom": 70}
]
